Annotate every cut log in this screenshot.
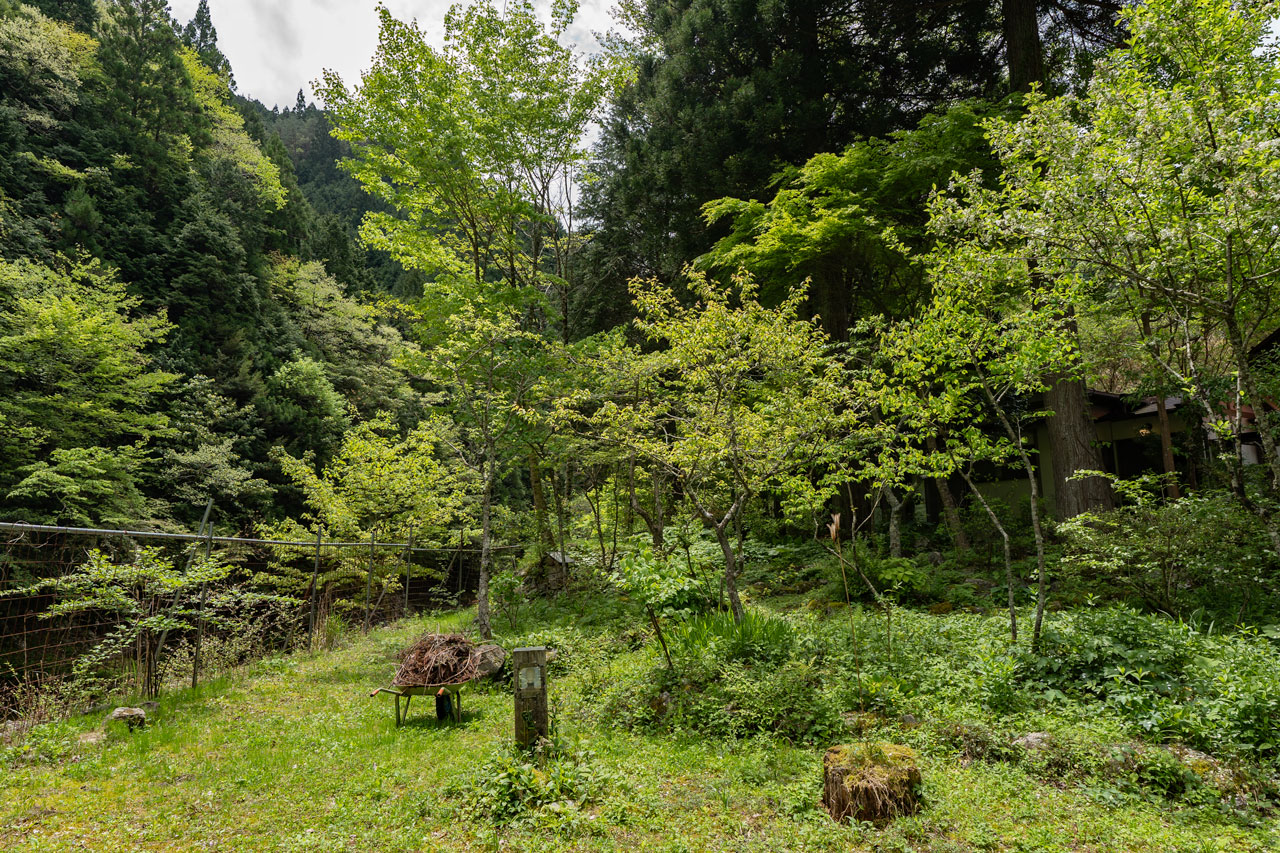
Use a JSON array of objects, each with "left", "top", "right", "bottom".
[{"left": 822, "top": 742, "right": 921, "bottom": 824}]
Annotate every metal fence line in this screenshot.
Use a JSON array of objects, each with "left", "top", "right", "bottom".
[
  {"left": 0, "top": 521, "right": 522, "bottom": 552},
  {"left": 2, "top": 519, "right": 513, "bottom": 714}
]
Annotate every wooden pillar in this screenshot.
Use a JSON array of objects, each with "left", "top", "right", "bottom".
[{"left": 513, "top": 646, "right": 548, "bottom": 748}]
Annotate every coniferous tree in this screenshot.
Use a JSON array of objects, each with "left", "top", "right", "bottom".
[
  {"left": 576, "top": 0, "right": 1006, "bottom": 332},
  {"left": 578, "top": 0, "right": 1126, "bottom": 335},
  {"left": 26, "top": 0, "right": 97, "bottom": 30},
  {"left": 0, "top": 8, "right": 92, "bottom": 261},
  {"left": 98, "top": 0, "right": 201, "bottom": 145},
  {"left": 182, "top": 0, "right": 233, "bottom": 85},
  {"left": 92, "top": 0, "right": 205, "bottom": 295},
  {"left": 261, "top": 132, "right": 314, "bottom": 255},
  {"left": 996, "top": 0, "right": 1122, "bottom": 518}
]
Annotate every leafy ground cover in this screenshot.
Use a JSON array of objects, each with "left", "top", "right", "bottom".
[{"left": 3, "top": 597, "right": 1278, "bottom": 852}]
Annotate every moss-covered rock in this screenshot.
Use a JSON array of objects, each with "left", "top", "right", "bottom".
[{"left": 822, "top": 742, "right": 921, "bottom": 824}]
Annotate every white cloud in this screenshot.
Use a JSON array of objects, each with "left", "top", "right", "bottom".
[{"left": 168, "top": 0, "right": 621, "bottom": 109}]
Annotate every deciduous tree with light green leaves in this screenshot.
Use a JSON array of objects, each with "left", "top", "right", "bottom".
[
  {"left": 317, "top": 0, "right": 614, "bottom": 637},
  {"left": 317, "top": 0, "right": 613, "bottom": 325},
  {"left": 0, "top": 257, "right": 174, "bottom": 525},
  {"left": 273, "top": 412, "right": 469, "bottom": 545},
  {"left": 1, "top": 546, "right": 231, "bottom": 697},
  {"left": 934, "top": 0, "right": 1280, "bottom": 533},
  {"left": 266, "top": 412, "right": 473, "bottom": 614},
  {"left": 870, "top": 255, "right": 1085, "bottom": 645},
  {"left": 575, "top": 271, "right": 848, "bottom": 623},
  {"left": 698, "top": 102, "right": 1004, "bottom": 342}
]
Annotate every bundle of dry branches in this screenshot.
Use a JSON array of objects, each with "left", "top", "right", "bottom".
[{"left": 393, "top": 633, "right": 480, "bottom": 687}]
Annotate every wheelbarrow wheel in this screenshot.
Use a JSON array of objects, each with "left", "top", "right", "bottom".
[{"left": 435, "top": 690, "right": 453, "bottom": 722}]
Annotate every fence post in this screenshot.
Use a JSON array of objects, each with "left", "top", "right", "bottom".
[
  {"left": 308, "top": 528, "right": 322, "bottom": 651},
  {"left": 456, "top": 529, "right": 465, "bottom": 595},
  {"left": 192, "top": 518, "right": 214, "bottom": 689},
  {"left": 363, "top": 530, "right": 376, "bottom": 633},
  {"left": 402, "top": 527, "right": 414, "bottom": 616}
]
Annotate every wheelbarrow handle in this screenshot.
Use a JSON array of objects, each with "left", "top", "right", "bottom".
[{"left": 370, "top": 687, "right": 404, "bottom": 698}]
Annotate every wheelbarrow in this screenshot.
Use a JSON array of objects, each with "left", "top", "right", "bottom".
[{"left": 370, "top": 681, "right": 468, "bottom": 726}]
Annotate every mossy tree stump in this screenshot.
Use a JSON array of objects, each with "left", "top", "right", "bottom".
[{"left": 822, "top": 743, "right": 921, "bottom": 824}]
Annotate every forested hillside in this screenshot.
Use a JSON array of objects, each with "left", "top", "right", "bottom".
[{"left": 0, "top": 0, "right": 426, "bottom": 530}]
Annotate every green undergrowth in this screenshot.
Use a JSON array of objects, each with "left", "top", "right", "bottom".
[{"left": 2, "top": 595, "right": 1278, "bottom": 852}]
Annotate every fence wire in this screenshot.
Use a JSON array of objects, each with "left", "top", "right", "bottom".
[{"left": 0, "top": 521, "right": 518, "bottom": 720}]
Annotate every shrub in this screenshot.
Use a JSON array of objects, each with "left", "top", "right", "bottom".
[
  {"left": 1, "top": 547, "right": 234, "bottom": 697},
  {"left": 1060, "top": 490, "right": 1279, "bottom": 620},
  {"left": 0, "top": 719, "right": 78, "bottom": 765},
  {"left": 1021, "top": 606, "right": 1280, "bottom": 758},
  {"left": 450, "top": 739, "right": 612, "bottom": 831},
  {"left": 738, "top": 539, "right": 829, "bottom": 594},
  {"left": 1122, "top": 745, "right": 1205, "bottom": 800},
  {"left": 819, "top": 538, "right": 936, "bottom": 605},
  {"left": 937, "top": 721, "right": 1021, "bottom": 764},
  {"left": 615, "top": 541, "right": 714, "bottom": 619},
  {"left": 603, "top": 609, "right": 845, "bottom": 742},
  {"left": 489, "top": 570, "right": 523, "bottom": 630}
]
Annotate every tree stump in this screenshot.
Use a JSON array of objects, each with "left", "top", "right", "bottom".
[{"left": 822, "top": 743, "right": 921, "bottom": 824}]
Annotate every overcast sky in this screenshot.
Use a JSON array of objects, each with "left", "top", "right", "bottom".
[{"left": 167, "top": 0, "right": 620, "bottom": 110}]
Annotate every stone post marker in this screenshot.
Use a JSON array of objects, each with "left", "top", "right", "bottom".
[{"left": 513, "top": 646, "right": 548, "bottom": 747}]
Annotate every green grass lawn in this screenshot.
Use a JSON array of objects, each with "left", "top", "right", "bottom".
[{"left": 3, "top": 605, "right": 1278, "bottom": 852}]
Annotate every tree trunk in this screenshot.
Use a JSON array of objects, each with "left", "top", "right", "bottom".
[
  {"left": 1023, "top": 446, "right": 1049, "bottom": 647},
  {"left": 1002, "top": 0, "right": 1044, "bottom": 93},
  {"left": 1141, "top": 314, "right": 1182, "bottom": 499},
  {"left": 980, "top": 383, "right": 1050, "bottom": 646},
  {"left": 476, "top": 451, "right": 495, "bottom": 640},
  {"left": 1227, "top": 315, "right": 1280, "bottom": 496},
  {"left": 1005, "top": 0, "right": 1113, "bottom": 522},
  {"left": 1153, "top": 394, "right": 1181, "bottom": 499},
  {"left": 552, "top": 463, "right": 570, "bottom": 573},
  {"left": 1223, "top": 315, "right": 1280, "bottom": 554},
  {"left": 927, "top": 436, "right": 970, "bottom": 551},
  {"left": 629, "top": 460, "right": 666, "bottom": 551},
  {"left": 584, "top": 478, "right": 610, "bottom": 574},
  {"left": 528, "top": 454, "right": 561, "bottom": 591},
  {"left": 711, "top": 523, "right": 745, "bottom": 623},
  {"left": 883, "top": 486, "right": 903, "bottom": 559},
  {"left": 1044, "top": 377, "right": 1114, "bottom": 518},
  {"left": 609, "top": 467, "right": 622, "bottom": 572}
]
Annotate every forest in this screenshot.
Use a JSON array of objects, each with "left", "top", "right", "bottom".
[{"left": 2, "top": 0, "right": 1280, "bottom": 850}]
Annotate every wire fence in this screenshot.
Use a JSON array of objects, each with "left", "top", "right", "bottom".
[{"left": 0, "top": 520, "right": 521, "bottom": 721}]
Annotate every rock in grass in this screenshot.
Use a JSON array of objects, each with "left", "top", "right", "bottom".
[
  {"left": 822, "top": 742, "right": 922, "bottom": 824},
  {"left": 107, "top": 707, "right": 147, "bottom": 730},
  {"left": 474, "top": 644, "right": 507, "bottom": 678},
  {"left": 1013, "top": 731, "right": 1053, "bottom": 751}
]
